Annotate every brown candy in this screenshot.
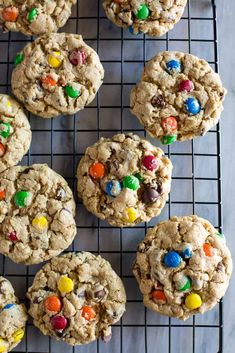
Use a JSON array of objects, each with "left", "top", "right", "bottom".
[
  {"left": 142, "top": 187, "right": 160, "bottom": 203},
  {"left": 151, "top": 94, "right": 165, "bottom": 108}
]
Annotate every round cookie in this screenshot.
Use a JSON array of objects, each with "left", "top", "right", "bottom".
[
  {"left": 102, "top": 0, "right": 187, "bottom": 37},
  {"left": 0, "top": 276, "right": 27, "bottom": 353},
  {"left": 133, "top": 215, "right": 233, "bottom": 320},
  {"left": 11, "top": 33, "right": 104, "bottom": 118},
  {"left": 0, "top": 94, "right": 31, "bottom": 173},
  {"left": 130, "top": 51, "right": 227, "bottom": 143},
  {"left": 27, "top": 252, "right": 126, "bottom": 345},
  {"left": 77, "top": 133, "right": 173, "bottom": 227},
  {"left": 0, "top": 164, "right": 76, "bottom": 265},
  {"left": 0, "top": 0, "right": 77, "bottom": 36}
]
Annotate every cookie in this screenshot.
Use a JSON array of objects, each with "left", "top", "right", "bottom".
[
  {"left": 77, "top": 133, "right": 172, "bottom": 227},
  {"left": 11, "top": 33, "right": 104, "bottom": 118},
  {"left": 27, "top": 252, "right": 126, "bottom": 345},
  {"left": 0, "top": 164, "right": 76, "bottom": 265},
  {"left": 0, "top": 0, "right": 77, "bottom": 36},
  {"left": 102, "top": 0, "right": 187, "bottom": 37},
  {"left": 130, "top": 51, "right": 227, "bottom": 143},
  {"left": 0, "top": 94, "right": 31, "bottom": 173},
  {"left": 133, "top": 215, "right": 233, "bottom": 320},
  {"left": 0, "top": 276, "right": 27, "bottom": 353}
]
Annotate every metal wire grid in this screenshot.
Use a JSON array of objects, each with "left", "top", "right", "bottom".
[{"left": 0, "top": 0, "right": 223, "bottom": 352}]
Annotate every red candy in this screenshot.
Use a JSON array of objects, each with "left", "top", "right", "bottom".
[
  {"left": 152, "top": 290, "right": 167, "bottom": 303},
  {"left": 161, "top": 116, "right": 177, "bottom": 131},
  {"left": 178, "top": 80, "right": 193, "bottom": 93},
  {"left": 7, "top": 231, "right": 18, "bottom": 242},
  {"left": 0, "top": 143, "right": 5, "bottom": 156},
  {"left": 203, "top": 243, "right": 214, "bottom": 257},
  {"left": 82, "top": 306, "right": 96, "bottom": 321},
  {"left": 89, "top": 162, "right": 105, "bottom": 179},
  {"left": 142, "top": 155, "right": 158, "bottom": 171},
  {"left": 0, "top": 190, "right": 5, "bottom": 201},
  {"left": 51, "top": 315, "right": 68, "bottom": 331},
  {"left": 42, "top": 75, "right": 57, "bottom": 88},
  {"left": 69, "top": 50, "right": 86, "bottom": 66},
  {"left": 2, "top": 6, "right": 19, "bottom": 22}
]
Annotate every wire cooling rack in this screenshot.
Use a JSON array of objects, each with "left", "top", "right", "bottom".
[{"left": 0, "top": 0, "right": 224, "bottom": 352}]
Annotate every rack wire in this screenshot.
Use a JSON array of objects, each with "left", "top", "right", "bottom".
[{"left": 0, "top": 0, "right": 223, "bottom": 352}]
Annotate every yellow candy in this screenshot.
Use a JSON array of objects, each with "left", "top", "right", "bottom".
[
  {"left": 6, "top": 101, "right": 12, "bottom": 109},
  {"left": 12, "top": 329, "right": 24, "bottom": 343},
  {"left": 48, "top": 51, "right": 62, "bottom": 68},
  {"left": 185, "top": 293, "right": 202, "bottom": 310},
  {"left": 32, "top": 216, "right": 48, "bottom": 231},
  {"left": 57, "top": 276, "right": 74, "bottom": 294},
  {"left": 0, "top": 338, "right": 6, "bottom": 353},
  {"left": 124, "top": 207, "right": 137, "bottom": 223}
]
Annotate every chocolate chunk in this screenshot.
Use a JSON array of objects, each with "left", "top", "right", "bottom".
[
  {"left": 142, "top": 187, "right": 160, "bottom": 203},
  {"left": 94, "top": 289, "right": 106, "bottom": 299},
  {"left": 151, "top": 94, "right": 165, "bottom": 108}
]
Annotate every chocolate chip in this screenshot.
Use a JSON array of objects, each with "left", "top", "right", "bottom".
[
  {"left": 217, "top": 262, "right": 225, "bottom": 272},
  {"left": 102, "top": 333, "right": 112, "bottom": 343},
  {"left": 142, "top": 187, "right": 159, "bottom": 203},
  {"left": 33, "top": 296, "right": 42, "bottom": 304},
  {"left": 94, "top": 289, "right": 106, "bottom": 299},
  {"left": 151, "top": 94, "right": 165, "bottom": 108}
]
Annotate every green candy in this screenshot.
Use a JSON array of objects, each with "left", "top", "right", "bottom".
[
  {"left": 161, "top": 135, "right": 177, "bottom": 145},
  {"left": 14, "top": 190, "right": 32, "bottom": 208},
  {"left": 14, "top": 53, "right": 24, "bottom": 66},
  {"left": 123, "top": 175, "right": 140, "bottom": 191},
  {"left": 27, "top": 8, "right": 38, "bottom": 22},
  {"left": 0, "top": 122, "right": 11, "bottom": 139},
  {"left": 134, "top": 172, "right": 144, "bottom": 183},
  {"left": 176, "top": 275, "right": 191, "bottom": 292},
  {"left": 136, "top": 4, "right": 150, "bottom": 20},
  {"left": 64, "top": 85, "right": 80, "bottom": 99}
]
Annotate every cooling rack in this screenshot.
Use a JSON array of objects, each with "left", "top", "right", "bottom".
[{"left": 0, "top": 0, "right": 224, "bottom": 352}]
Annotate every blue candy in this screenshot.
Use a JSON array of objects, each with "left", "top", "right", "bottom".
[
  {"left": 106, "top": 180, "right": 122, "bottom": 197},
  {"left": 185, "top": 97, "right": 201, "bottom": 115},
  {"left": 3, "top": 303, "right": 15, "bottom": 310},
  {"left": 180, "top": 244, "right": 192, "bottom": 259},
  {"left": 166, "top": 59, "right": 182, "bottom": 74},
  {"left": 163, "top": 251, "right": 182, "bottom": 268}
]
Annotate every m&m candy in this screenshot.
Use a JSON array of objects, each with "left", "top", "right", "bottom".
[
  {"left": 48, "top": 52, "right": 62, "bottom": 68},
  {"left": 151, "top": 94, "right": 165, "bottom": 108},
  {"left": 7, "top": 231, "right": 18, "bottom": 242},
  {"left": 42, "top": 75, "right": 57, "bottom": 88},
  {"left": 14, "top": 190, "right": 32, "bottom": 208},
  {"left": 64, "top": 85, "right": 80, "bottom": 99},
  {"left": 175, "top": 274, "right": 191, "bottom": 292},
  {"left": 81, "top": 306, "right": 96, "bottom": 320},
  {"left": 57, "top": 276, "right": 74, "bottom": 294},
  {"left": 12, "top": 329, "right": 24, "bottom": 343},
  {"left": 3, "top": 303, "right": 15, "bottom": 310},
  {"left": 27, "top": 8, "right": 38, "bottom": 22},
  {"left": 89, "top": 162, "right": 105, "bottom": 179},
  {"left": 0, "top": 190, "right": 5, "bottom": 201},
  {"left": 124, "top": 207, "right": 137, "bottom": 223},
  {"left": 185, "top": 293, "right": 202, "bottom": 310},
  {"left": 161, "top": 117, "right": 177, "bottom": 132},
  {"left": 32, "top": 216, "right": 48, "bottom": 231},
  {"left": 152, "top": 290, "right": 167, "bottom": 303},
  {"left": 142, "top": 155, "right": 158, "bottom": 171},
  {"left": 142, "top": 187, "right": 159, "bottom": 203},
  {"left": 51, "top": 315, "right": 68, "bottom": 331},
  {"left": 14, "top": 53, "right": 24, "bottom": 66},
  {"left": 0, "top": 143, "right": 5, "bottom": 156},
  {"left": 180, "top": 244, "right": 192, "bottom": 259},
  {"left": 123, "top": 175, "right": 140, "bottom": 191},
  {"left": 185, "top": 97, "right": 201, "bottom": 115},
  {"left": 136, "top": 4, "right": 150, "bottom": 20},
  {"left": 106, "top": 180, "right": 122, "bottom": 197},
  {"left": 161, "top": 135, "right": 177, "bottom": 145},
  {"left": 69, "top": 50, "right": 86, "bottom": 66},
  {"left": 178, "top": 79, "right": 194, "bottom": 93},
  {"left": 163, "top": 251, "right": 182, "bottom": 268},
  {"left": 166, "top": 59, "right": 182, "bottom": 74},
  {"left": 203, "top": 243, "right": 214, "bottom": 257},
  {"left": 44, "top": 295, "right": 62, "bottom": 313},
  {"left": 0, "top": 338, "right": 6, "bottom": 353},
  {"left": 0, "top": 122, "right": 11, "bottom": 139},
  {"left": 2, "top": 6, "right": 19, "bottom": 22}
]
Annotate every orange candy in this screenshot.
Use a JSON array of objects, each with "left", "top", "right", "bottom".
[
  {"left": 2, "top": 6, "right": 19, "bottom": 22},
  {"left": 152, "top": 290, "right": 167, "bottom": 303},
  {"left": 42, "top": 75, "right": 57, "bottom": 87},
  {"left": 89, "top": 162, "right": 105, "bottom": 179},
  {"left": 161, "top": 116, "right": 178, "bottom": 131},
  {"left": 0, "top": 190, "right": 6, "bottom": 201},
  {"left": 44, "top": 295, "right": 62, "bottom": 313},
  {"left": 203, "top": 243, "right": 214, "bottom": 257},
  {"left": 81, "top": 306, "right": 96, "bottom": 321},
  {"left": 0, "top": 143, "right": 5, "bottom": 156}
]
